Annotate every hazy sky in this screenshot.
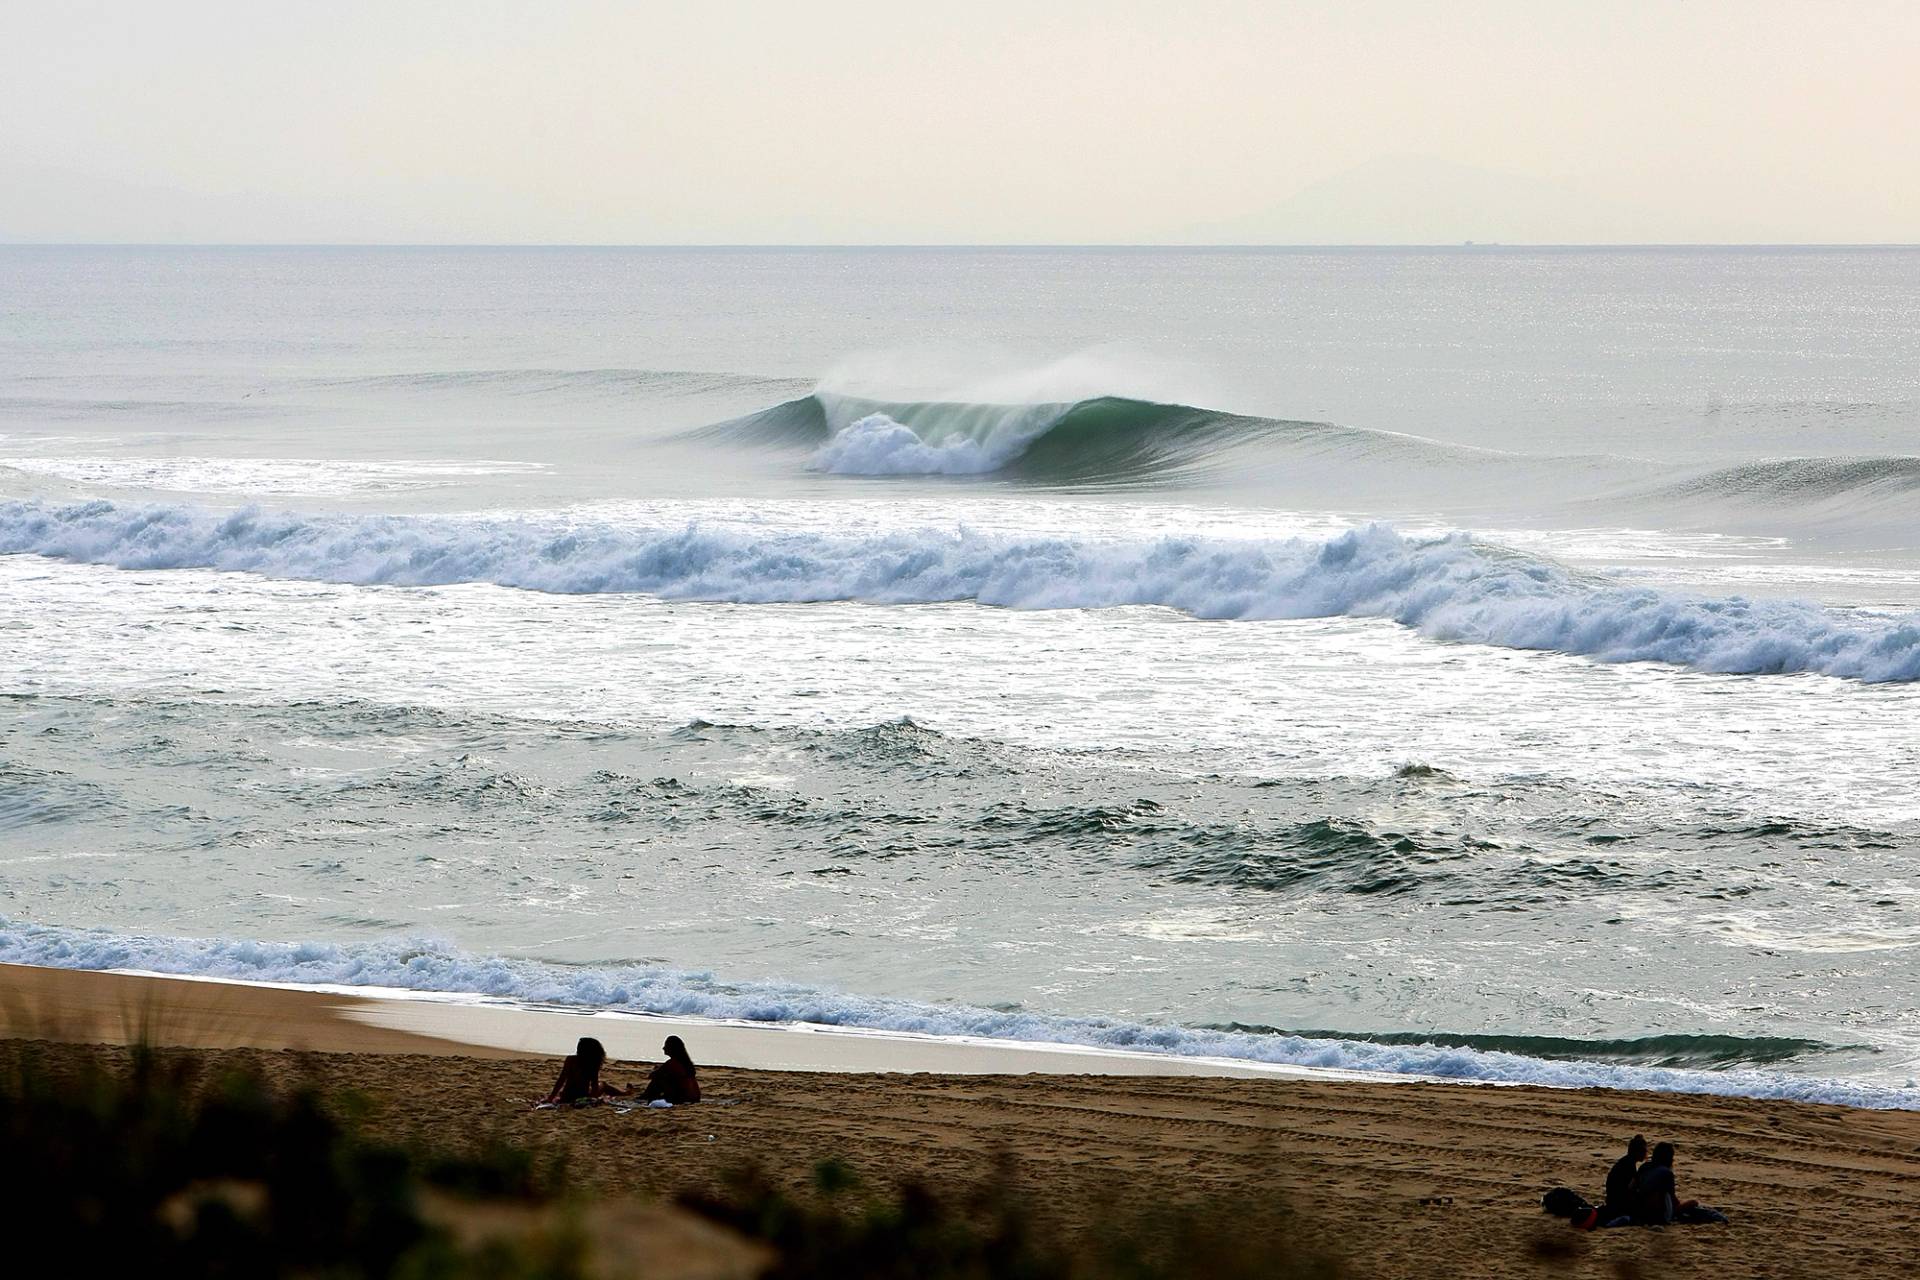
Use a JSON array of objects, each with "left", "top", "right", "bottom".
[{"left": 2, "top": 0, "right": 1915, "bottom": 243}]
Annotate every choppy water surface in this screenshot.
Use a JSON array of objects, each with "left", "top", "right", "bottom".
[{"left": 2, "top": 247, "right": 1917, "bottom": 1104}]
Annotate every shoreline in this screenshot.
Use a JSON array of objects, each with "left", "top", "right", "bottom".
[
  {"left": 0, "top": 961, "right": 1431, "bottom": 1081},
  {"left": 7, "top": 961, "right": 1917, "bottom": 1103},
  {"left": 8, "top": 963, "right": 1920, "bottom": 1277}
]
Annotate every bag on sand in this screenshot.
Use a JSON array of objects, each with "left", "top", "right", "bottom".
[{"left": 1541, "top": 1187, "right": 1592, "bottom": 1219}]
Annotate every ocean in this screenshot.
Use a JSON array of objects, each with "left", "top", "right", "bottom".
[{"left": 2, "top": 245, "right": 1916, "bottom": 1107}]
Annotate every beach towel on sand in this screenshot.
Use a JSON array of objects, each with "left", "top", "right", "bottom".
[{"left": 534, "top": 1097, "right": 740, "bottom": 1113}]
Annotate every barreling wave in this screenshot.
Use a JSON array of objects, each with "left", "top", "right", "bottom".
[
  {"left": 701, "top": 393, "right": 1920, "bottom": 542},
  {"left": 3, "top": 497, "right": 1917, "bottom": 681},
  {"left": 3, "top": 919, "right": 1911, "bottom": 1108},
  {"left": 696, "top": 391, "right": 1519, "bottom": 487}
]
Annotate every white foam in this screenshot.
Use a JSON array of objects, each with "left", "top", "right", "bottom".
[
  {"left": 808, "top": 397, "right": 1072, "bottom": 475},
  {"left": 3, "top": 919, "right": 1913, "bottom": 1108},
  {"left": 810, "top": 413, "right": 1013, "bottom": 475},
  {"left": 1, "top": 498, "right": 1916, "bottom": 681}
]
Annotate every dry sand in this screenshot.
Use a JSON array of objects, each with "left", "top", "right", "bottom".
[{"left": 6, "top": 963, "right": 1919, "bottom": 1278}]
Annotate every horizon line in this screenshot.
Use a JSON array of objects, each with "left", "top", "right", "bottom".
[{"left": 3, "top": 241, "right": 1919, "bottom": 251}]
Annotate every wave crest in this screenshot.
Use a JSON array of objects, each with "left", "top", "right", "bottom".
[
  {"left": 707, "top": 391, "right": 1920, "bottom": 532},
  {"left": 709, "top": 391, "right": 1382, "bottom": 486},
  {"left": 3, "top": 498, "right": 1917, "bottom": 681},
  {"left": 810, "top": 412, "right": 1021, "bottom": 475}
]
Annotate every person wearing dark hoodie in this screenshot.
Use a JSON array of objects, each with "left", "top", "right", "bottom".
[
  {"left": 1634, "top": 1142, "right": 1728, "bottom": 1225},
  {"left": 641, "top": 1035, "right": 701, "bottom": 1104},
  {"left": 538, "top": 1036, "right": 629, "bottom": 1106},
  {"left": 1600, "top": 1135, "right": 1649, "bottom": 1226}
]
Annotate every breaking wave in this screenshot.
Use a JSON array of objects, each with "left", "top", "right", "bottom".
[
  {"left": 810, "top": 412, "right": 1021, "bottom": 475},
  {"left": 698, "top": 392, "right": 1920, "bottom": 541},
  {"left": 699, "top": 391, "right": 1518, "bottom": 487},
  {"left": 3, "top": 497, "right": 1917, "bottom": 680},
  {"left": 3, "top": 919, "right": 1911, "bottom": 1108}
]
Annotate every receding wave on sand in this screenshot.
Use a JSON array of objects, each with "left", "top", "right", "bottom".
[{"left": 6, "top": 920, "right": 1916, "bottom": 1109}]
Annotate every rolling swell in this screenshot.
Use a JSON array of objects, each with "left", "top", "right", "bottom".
[
  {"left": 3, "top": 497, "right": 1917, "bottom": 680},
  {"left": 3, "top": 918, "right": 1912, "bottom": 1109},
  {"left": 1203, "top": 1026, "right": 1844, "bottom": 1070},
  {"left": 1643, "top": 455, "right": 1920, "bottom": 510}
]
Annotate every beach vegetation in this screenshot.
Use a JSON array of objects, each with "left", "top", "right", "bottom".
[
  {"left": 2, "top": 1041, "right": 1341, "bottom": 1278},
  {"left": 0, "top": 1041, "right": 586, "bottom": 1279},
  {"left": 679, "top": 1155, "right": 1345, "bottom": 1279}
]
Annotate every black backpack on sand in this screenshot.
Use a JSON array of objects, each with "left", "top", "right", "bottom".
[{"left": 1541, "top": 1187, "right": 1592, "bottom": 1218}]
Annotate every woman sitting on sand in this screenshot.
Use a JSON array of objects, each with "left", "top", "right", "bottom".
[
  {"left": 1633, "top": 1142, "right": 1728, "bottom": 1225},
  {"left": 538, "top": 1036, "right": 630, "bottom": 1106},
  {"left": 641, "top": 1035, "right": 700, "bottom": 1104}
]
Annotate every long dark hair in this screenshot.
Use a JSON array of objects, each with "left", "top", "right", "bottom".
[
  {"left": 663, "top": 1035, "right": 695, "bottom": 1074},
  {"left": 576, "top": 1036, "right": 607, "bottom": 1070}
]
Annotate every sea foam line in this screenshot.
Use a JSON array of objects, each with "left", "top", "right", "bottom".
[
  {"left": 2, "top": 497, "right": 1917, "bottom": 681},
  {"left": 3, "top": 920, "right": 1914, "bottom": 1109}
]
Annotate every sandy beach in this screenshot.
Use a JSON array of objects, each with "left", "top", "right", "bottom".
[
  {"left": 11, "top": 32, "right": 1920, "bottom": 1280},
  {"left": 5, "top": 963, "right": 1918, "bottom": 1279}
]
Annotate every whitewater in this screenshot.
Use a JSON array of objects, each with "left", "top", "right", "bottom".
[
  {"left": 3, "top": 245, "right": 1917, "bottom": 1107},
  {"left": 6, "top": 918, "right": 1917, "bottom": 1109},
  {"left": 3, "top": 498, "right": 1917, "bottom": 681}
]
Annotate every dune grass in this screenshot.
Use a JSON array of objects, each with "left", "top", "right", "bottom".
[
  {"left": 2, "top": 1039, "right": 1343, "bottom": 1278},
  {"left": 0, "top": 1040, "right": 581, "bottom": 1278}
]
